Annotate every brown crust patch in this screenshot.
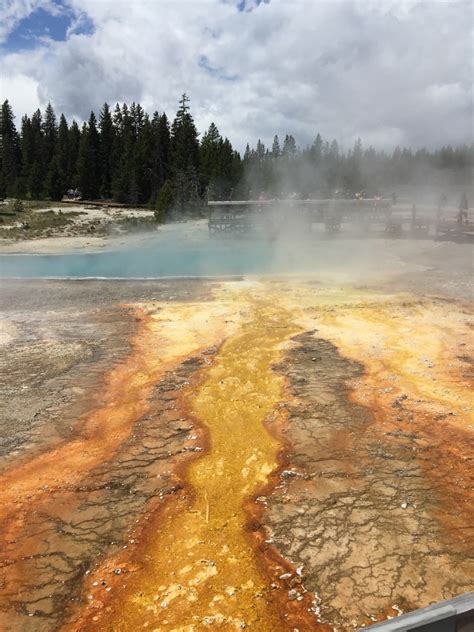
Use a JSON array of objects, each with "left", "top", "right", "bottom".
[
  {"left": 243, "top": 392, "right": 333, "bottom": 632},
  {"left": 62, "top": 351, "right": 215, "bottom": 630},
  {"left": 263, "top": 329, "right": 473, "bottom": 630}
]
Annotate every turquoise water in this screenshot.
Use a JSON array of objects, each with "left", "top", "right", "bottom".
[
  {"left": 0, "top": 237, "right": 297, "bottom": 278},
  {"left": 0, "top": 233, "right": 393, "bottom": 279}
]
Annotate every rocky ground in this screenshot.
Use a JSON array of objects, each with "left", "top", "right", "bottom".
[{"left": 270, "top": 329, "right": 472, "bottom": 628}]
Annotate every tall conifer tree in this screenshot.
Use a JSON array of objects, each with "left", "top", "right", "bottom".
[
  {"left": 170, "top": 94, "right": 200, "bottom": 210},
  {"left": 42, "top": 103, "right": 58, "bottom": 169},
  {"left": 0, "top": 100, "right": 22, "bottom": 197},
  {"left": 99, "top": 103, "right": 115, "bottom": 197}
]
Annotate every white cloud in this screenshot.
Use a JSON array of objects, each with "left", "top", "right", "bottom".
[
  {"left": 0, "top": 72, "right": 40, "bottom": 116},
  {"left": 1, "top": 0, "right": 472, "bottom": 151}
]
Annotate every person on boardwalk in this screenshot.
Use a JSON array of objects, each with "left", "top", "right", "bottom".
[{"left": 457, "top": 193, "right": 468, "bottom": 224}]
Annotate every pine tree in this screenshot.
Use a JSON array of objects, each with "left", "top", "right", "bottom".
[
  {"left": 170, "top": 94, "right": 200, "bottom": 211},
  {"left": 130, "top": 102, "right": 145, "bottom": 139},
  {"left": 57, "top": 114, "right": 69, "bottom": 171},
  {"left": 45, "top": 157, "right": 64, "bottom": 200},
  {"left": 218, "top": 138, "right": 239, "bottom": 198},
  {"left": 282, "top": 134, "right": 297, "bottom": 158},
  {"left": 56, "top": 114, "right": 69, "bottom": 192},
  {"left": 88, "top": 111, "right": 101, "bottom": 197},
  {"left": 68, "top": 120, "right": 81, "bottom": 187},
  {"left": 41, "top": 106, "right": 66, "bottom": 200},
  {"left": 127, "top": 101, "right": 146, "bottom": 203},
  {"left": 256, "top": 139, "right": 266, "bottom": 160},
  {"left": 16, "top": 115, "right": 33, "bottom": 197},
  {"left": 310, "top": 133, "right": 323, "bottom": 165},
  {"left": 111, "top": 103, "right": 134, "bottom": 202},
  {"left": 149, "top": 111, "right": 170, "bottom": 200},
  {"left": 200, "top": 122, "right": 222, "bottom": 198},
  {"left": 76, "top": 123, "right": 90, "bottom": 196},
  {"left": 111, "top": 104, "right": 126, "bottom": 201},
  {"left": 122, "top": 103, "right": 136, "bottom": 202},
  {"left": 199, "top": 125, "right": 240, "bottom": 200},
  {"left": 29, "top": 109, "right": 44, "bottom": 197},
  {"left": 325, "top": 140, "right": 341, "bottom": 192},
  {"left": 155, "top": 179, "right": 175, "bottom": 219},
  {"left": 29, "top": 163, "right": 43, "bottom": 199},
  {"left": 76, "top": 114, "right": 100, "bottom": 199},
  {"left": 131, "top": 113, "right": 153, "bottom": 204},
  {"left": 157, "top": 113, "right": 170, "bottom": 180},
  {"left": 158, "top": 112, "right": 171, "bottom": 169},
  {"left": 99, "top": 103, "right": 114, "bottom": 197},
  {"left": 42, "top": 103, "right": 58, "bottom": 171},
  {"left": 271, "top": 135, "right": 281, "bottom": 158},
  {"left": 0, "top": 100, "right": 22, "bottom": 197}
]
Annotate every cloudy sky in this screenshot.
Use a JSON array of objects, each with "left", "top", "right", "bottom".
[{"left": 1, "top": 0, "right": 472, "bottom": 151}]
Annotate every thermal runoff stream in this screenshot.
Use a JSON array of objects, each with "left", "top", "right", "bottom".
[
  {"left": 90, "top": 288, "right": 308, "bottom": 630},
  {"left": 0, "top": 279, "right": 472, "bottom": 631}
]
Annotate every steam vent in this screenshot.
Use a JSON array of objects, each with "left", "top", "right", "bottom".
[{"left": 1, "top": 268, "right": 473, "bottom": 631}]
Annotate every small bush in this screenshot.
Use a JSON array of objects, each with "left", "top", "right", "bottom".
[
  {"left": 155, "top": 181, "right": 175, "bottom": 221},
  {"left": 12, "top": 199, "right": 25, "bottom": 213}
]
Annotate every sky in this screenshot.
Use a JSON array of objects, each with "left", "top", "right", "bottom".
[{"left": 1, "top": 0, "right": 473, "bottom": 152}]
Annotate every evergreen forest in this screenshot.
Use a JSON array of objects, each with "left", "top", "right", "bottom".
[{"left": 1, "top": 95, "right": 472, "bottom": 216}]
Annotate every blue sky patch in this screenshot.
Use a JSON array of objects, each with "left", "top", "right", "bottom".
[
  {"left": 237, "top": 0, "right": 270, "bottom": 12},
  {"left": 3, "top": 2, "right": 94, "bottom": 53},
  {"left": 199, "top": 55, "right": 239, "bottom": 82}
]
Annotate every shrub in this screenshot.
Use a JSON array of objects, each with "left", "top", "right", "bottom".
[
  {"left": 154, "top": 180, "right": 175, "bottom": 222},
  {"left": 12, "top": 199, "right": 25, "bottom": 213}
]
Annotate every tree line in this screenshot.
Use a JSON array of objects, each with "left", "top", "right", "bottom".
[
  {"left": 1, "top": 96, "right": 472, "bottom": 215},
  {"left": 0, "top": 95, "right": 242, "bottom": 215},
  {"left": 240, "top": 135, "right": 473, "bottom": 200}
]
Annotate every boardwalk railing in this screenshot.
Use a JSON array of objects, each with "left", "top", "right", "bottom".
[
  {"left": 208, "top": 199, "right": 473, "bottom": 241},
  {"left": 360, "top": 592, "right": 474, "bottom": 632}
]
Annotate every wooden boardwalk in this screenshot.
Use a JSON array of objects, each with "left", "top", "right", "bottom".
[{"left": 208, "top": 199, "right": 473, "bottom": 241}]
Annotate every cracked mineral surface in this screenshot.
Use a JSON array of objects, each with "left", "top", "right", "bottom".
[{"left": 0, "top": 262, "right": 472, "bottom": 631}]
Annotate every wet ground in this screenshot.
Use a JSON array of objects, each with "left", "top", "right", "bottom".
[{"left": 0, "top": 244, "right": 472, "bottom": 631}]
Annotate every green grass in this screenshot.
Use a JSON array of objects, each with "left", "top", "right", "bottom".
[
  {"left": 0, "top": 199, "right": 158, "bottom": 240},
  {"left": 0, "top": 207, "right": 84, "bottom": 240}
]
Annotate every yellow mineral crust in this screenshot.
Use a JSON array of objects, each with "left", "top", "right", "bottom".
[
  {"left": 97, "top": 285, "right": 303, "bottom": 631},
  {"left": 294, "top": 288, "right": 473, "bottom": 430}
]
